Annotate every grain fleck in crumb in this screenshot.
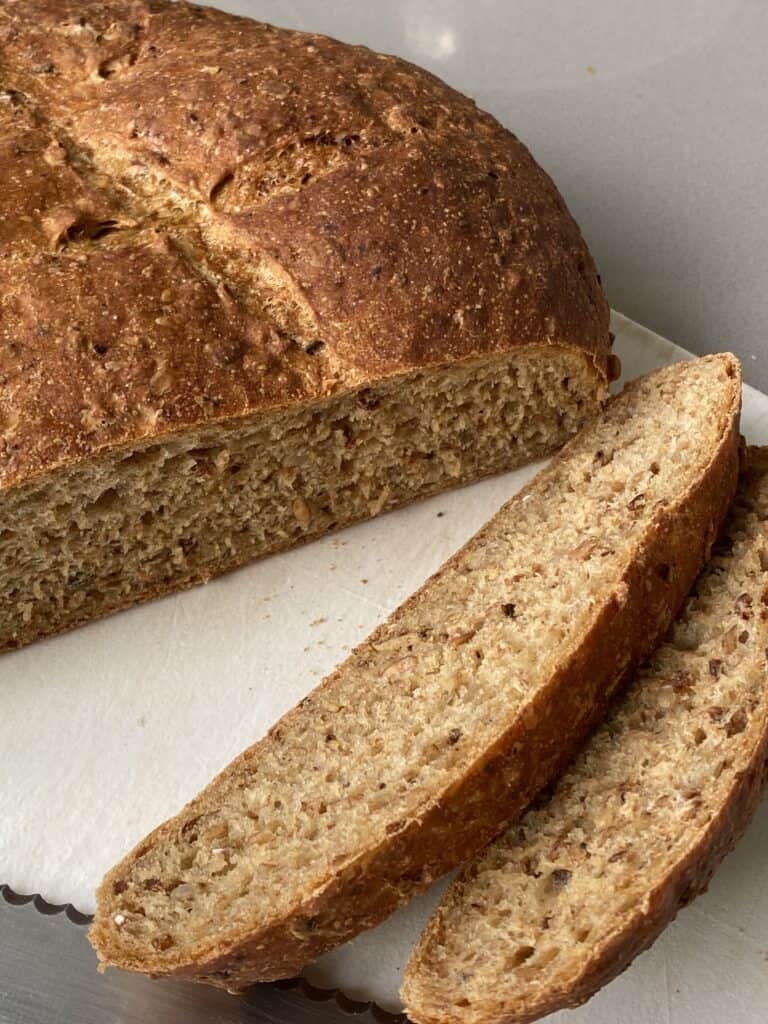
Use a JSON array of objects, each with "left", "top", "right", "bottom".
[{"left": 310, "top": 617, "right": 327, "bottom": 627}]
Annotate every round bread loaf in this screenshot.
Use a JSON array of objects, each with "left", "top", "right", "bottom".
[{"left": 0, "top": 0, "right": 613, "bottom": 651}]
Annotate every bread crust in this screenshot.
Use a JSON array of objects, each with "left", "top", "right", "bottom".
[
  {"left": 89, "top": 356, "right": 742, "bottom": 988},
  {"left": 0, "top": 0, "right": 611, "bottom": 492}
]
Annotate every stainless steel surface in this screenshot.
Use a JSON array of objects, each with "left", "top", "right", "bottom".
[
  {"left": 217, "top": 0, "right": 768, "bottom": 389},
  {"left": 0, "top": 888, "right": 400, "bottom": 1024}
]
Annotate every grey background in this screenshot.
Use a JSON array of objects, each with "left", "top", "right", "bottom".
[{"left": 215, "top": 0, "right": 768, "bottom": 387}]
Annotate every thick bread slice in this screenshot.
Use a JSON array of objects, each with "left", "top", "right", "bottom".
[
  {"left": 89, "top": 356, "right": 740, "bottom": 990},
  {"left": 403, "top": 445, "right": 768, "bottom": 1024}
]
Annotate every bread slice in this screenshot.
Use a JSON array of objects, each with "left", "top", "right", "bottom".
[
  {"left": 89, "top": 355, "right": 740, "bottom": 990},
  {"left": 403, "top": 445, "right": 768, "bottom": 1024}
]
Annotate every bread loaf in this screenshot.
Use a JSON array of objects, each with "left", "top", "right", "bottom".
[
  {"left": 403, "top": 446, "right": 768, "bottom": 1024},
  {"left": 89, "top": 355, "right": 740, "bottom": 990},
  {"left": 0, "top": 0, "right": 612, "bottom": 652}
]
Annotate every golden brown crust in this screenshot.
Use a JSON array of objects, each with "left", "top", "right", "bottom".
[
  {"left": 89, "top": 357, "right": 741, "bottom": 988},
  {"left": 0, "top": 0, "right": 610, "bottom": 491}
]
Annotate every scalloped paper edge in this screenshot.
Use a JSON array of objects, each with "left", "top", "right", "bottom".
[{"left": 0, "top": 883, "right": 407, "bottom": 1022}]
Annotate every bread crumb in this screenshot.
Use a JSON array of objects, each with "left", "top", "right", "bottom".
[{"left": 114, "top": 914, "right": 125, "bottom": 926}]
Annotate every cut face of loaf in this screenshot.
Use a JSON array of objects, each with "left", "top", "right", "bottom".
[
  {"left": 403, "top": 447, "right": 768, "bottom": 1024},
  {"left": 0, "top": 348, "right": 600, "bottom": 653},
  {"left": 89, "top": 355, "right": 741, "bottom": 990}
]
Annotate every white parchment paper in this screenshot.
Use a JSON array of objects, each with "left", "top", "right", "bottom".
[{"left": 3, "top": 313, "right": 767, "bottom": 1017}]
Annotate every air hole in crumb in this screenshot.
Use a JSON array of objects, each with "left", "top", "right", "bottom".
[
  {"left": 356, "top": 389, "right": 380, "bottom": 411},
  {"left": 594, "top": 449, "right": 613, "bottom": 467},
  {"left": 521, "top": 857, "right": 541, "bottom": 878},
  {"left": 725, "top": 708, "right": 747, "bottom": 737},
  {"left": 180, "top": 817, "right": 200, "bottom": 840},
  {"left": 89, "top": 487, "right": 119, "bottom": 514},
  {"left": 509, "top": 945, "right": 535, "bottom": 968}
]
